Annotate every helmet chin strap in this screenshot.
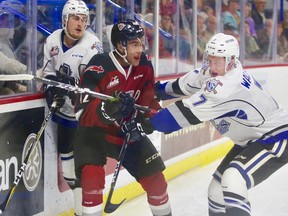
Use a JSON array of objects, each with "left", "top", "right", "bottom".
[{"left": 115, "top": 46, "right": 131, "bottom": 65}]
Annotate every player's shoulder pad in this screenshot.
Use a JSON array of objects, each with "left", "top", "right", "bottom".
[
  {"left": 81, "top": 31, "right": 103, "bottom": 53},
  {"left": 46, "top": 29, "right": 62, "bottom": 43},
  {"left": 139, "top": 53, "right": 153, "bottom": 67},
  {"left": 83, "top": 53, "right": 109, "bottom": 73},
  {"left": 88, "top": 52, "right": 109, "bottom": 63}
]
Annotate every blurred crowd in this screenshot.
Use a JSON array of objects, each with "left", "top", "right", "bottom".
[{"left": 1, "top": 0, "right": 288, "bottom": 96}]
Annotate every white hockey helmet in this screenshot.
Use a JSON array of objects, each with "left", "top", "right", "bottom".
[
  {"left": 205, "top": 33, "right": 239, "bottom": 72},
  {"left": 62, "top": 0, "right": 90, "bottom": 29}
]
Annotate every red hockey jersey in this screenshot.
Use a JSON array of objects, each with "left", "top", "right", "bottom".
[{"left": 74, "top": 51, "right": 161, "bottom": 143}]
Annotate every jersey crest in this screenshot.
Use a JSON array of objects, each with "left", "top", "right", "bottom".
[
  {"left": 204, "top": 78, "right": 223, "bottom": 94},
  {"left": 107, "top": 76, "right": 120, "bottom": 89},
  {"left": 91, "top": 41, "right": 103, "bottom": 53},
  {"left": 212, "top": 119, "right": 230, "bottom": 135}
]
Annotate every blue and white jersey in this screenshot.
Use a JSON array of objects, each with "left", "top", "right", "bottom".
[
  {"left": 43, "top": 29, "right": 102, "bottom": 121},
  {"left": 152, "top": 61, "right": 288, "bottom": 146}
]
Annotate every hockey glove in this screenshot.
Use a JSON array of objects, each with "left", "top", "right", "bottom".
[
  {"left": 54, "top": 68, "right": 77, "bottom": 105},
  {"left": 116, "top": 91, "right": 136, "bottom": 117},
  {"left": 44, "top": 86, "right": 65, "bottom": 110},
  {"left": 139, "top": 115, "right": 155, "bottom": 135},
  {"left": 43, "top": 75, "right": 65, "bottom": 110},
  {"left": 154, "top": 81, "right": 177, "bottom": 101},
  {"left": 120, "top": 118, "right": 145, "bottom": 142},
  {"left": 122, "top": 113, "right": 155, "bottom": 134},
  {"left": 53, "top": 94, "right": 65, "bottom": 110},
  {"left": 56, "top": 66, "right": 77, "bottom": 86},
  {"left": 102, "top": 91, "right": 135, "bottom": 121},
  {"left": 154, "top": 81, "right": 162, "bottom": 101}
]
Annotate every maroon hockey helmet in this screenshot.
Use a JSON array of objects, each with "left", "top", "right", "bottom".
[{"left": 111, "top": 19, "right": 144, "bottom": 47}]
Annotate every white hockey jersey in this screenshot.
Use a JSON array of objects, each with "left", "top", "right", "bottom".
[
  {"left": 43, "top": 29, "right": 102, "bottom": 119},
  {"left": 161, "top": 60, "right": 288, "bottom": 146}
]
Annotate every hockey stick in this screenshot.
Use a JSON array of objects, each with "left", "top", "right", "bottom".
[
  {"left": 104, "top": 132, "right": 131, "bottom": 213},
  {"left": 0, "top": 74, "right": 156, "bottom": 114},
  {"left": 0, "top": 101, "right": 58, "bottom": 214}
]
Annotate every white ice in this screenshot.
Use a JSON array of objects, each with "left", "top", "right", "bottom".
[{"left": 109, "top": 159, "right": 288, "bottom": 216}]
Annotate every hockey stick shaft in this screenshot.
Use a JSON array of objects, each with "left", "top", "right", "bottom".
[
  {"left": 0, "top": 74, "right": 157, "bottom": 114},
  {"left": 104, "top": 132, "right": 130, "bottom": 213},
  {"left": 0, "top": 101, "right": 58, "bottom": 214}
]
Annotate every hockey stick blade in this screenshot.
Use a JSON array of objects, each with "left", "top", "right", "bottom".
[
  {"left": 104, "top": 198, "right": 127, "bottom": 213},
  {"left": 0, "top": 74, "right": 157, "bottom": 114},
  {"left": 0, "top": 101, "right": 57, "bottom": 214}
]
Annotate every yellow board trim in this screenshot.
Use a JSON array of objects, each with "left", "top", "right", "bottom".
[{"left": 59, "top": 140, "right": 233, "bottom": 216}]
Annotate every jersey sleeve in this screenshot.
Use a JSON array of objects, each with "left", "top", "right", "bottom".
[
  {"left": 74, "top": 55, "right": 109, "bottom": 127},
  {"left": 164, "top": 67, "right": 205, "bottom": 97},
  {"left": 149, "top": 76, "right": 234, "bottom": 133}
]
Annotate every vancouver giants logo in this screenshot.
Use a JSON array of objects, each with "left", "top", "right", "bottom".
[
  {"left": 84, "top": 65, "right": 105, "bottom": 74},
  {"left": 204, "top": 78, "right": 223, "bottom": 94},
  {"left": 49, "top": 46, "right": 59, "bottom": 57},
  {"left": 107, "top": 76, "right": 120, "bottom": 89}
]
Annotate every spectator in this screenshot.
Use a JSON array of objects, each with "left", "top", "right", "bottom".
[
  {"left": 245, "top": 2, "right": 257, "bottom": 38},
  {"left": 277, "top": 21, "right": 288, "bottom": 61},
  {"left": 282, "top": 11, "right": 288, "bottom": 41},
  {"left": 256, "top": 18, "right": 272, "bottom": 56},
  {"left": 223, "top": 22, "right": 240, "bottom": 42},
  {"left": 144, "top": 13, "right": 173, "bottom": 58},
  {"left": 160, "top": 1, "right": 175, "bottom": 56},
  {"left": 197, "top": 0, "right": 208, "bottom": 21},
  {"left": 203, "top": 5, "right": 214, "bottom": 19},
  {"left": 205, "top": 15, "right": 217, "bottom": 42},
  {"left": 251, "top": 0, "right": 271, "bottom": 32},
  {"left": 160, "top": 0, "right": 176, "bottom": 18},
  {"left": 197, "top": 15, "right": 207, "bottom": 60},
  {"left": 222, "top": 0, "right": 241, "bottom": 34},
  {"left": 245, "top": 21, "right": 262, "bottom": 58}
]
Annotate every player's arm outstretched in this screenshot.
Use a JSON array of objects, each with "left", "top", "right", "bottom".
[{"left": 154, "top": 67, "right": 205, "bottom": 101}]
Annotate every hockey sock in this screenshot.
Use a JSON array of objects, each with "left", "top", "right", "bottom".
[
  {"left": 221, "top": 167, "right": 251, "bottom": 216},
  {"left": 224, "top": 192, "right": 251, "bottom": 216},
  {"left": 208, "top": 197, "right": 226, "bottom": 216},
  {"left": 73, "top": 187, "right": 82, "bottom": 216},
  {"left": 60, "top": 151, "right": 76, "bottom": 185},
  {"left": 138, "top": 172, "right": 171, "bottom": 216},
  {"left": 81, "top": 165, "right": 105, "bottom": 216},
  {"left": 208, "top": 178, "right": 226, "bottom": 215}
]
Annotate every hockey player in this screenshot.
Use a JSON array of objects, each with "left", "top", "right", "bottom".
[
  {"left": 73, "top": 19, "right": 172, "bottom": 216},
  {"left": 122, "top": 33, "right": 288, "bottom": 216},
  {"left": 42, "top": 0, "right": 102, "bottom": 215}
]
